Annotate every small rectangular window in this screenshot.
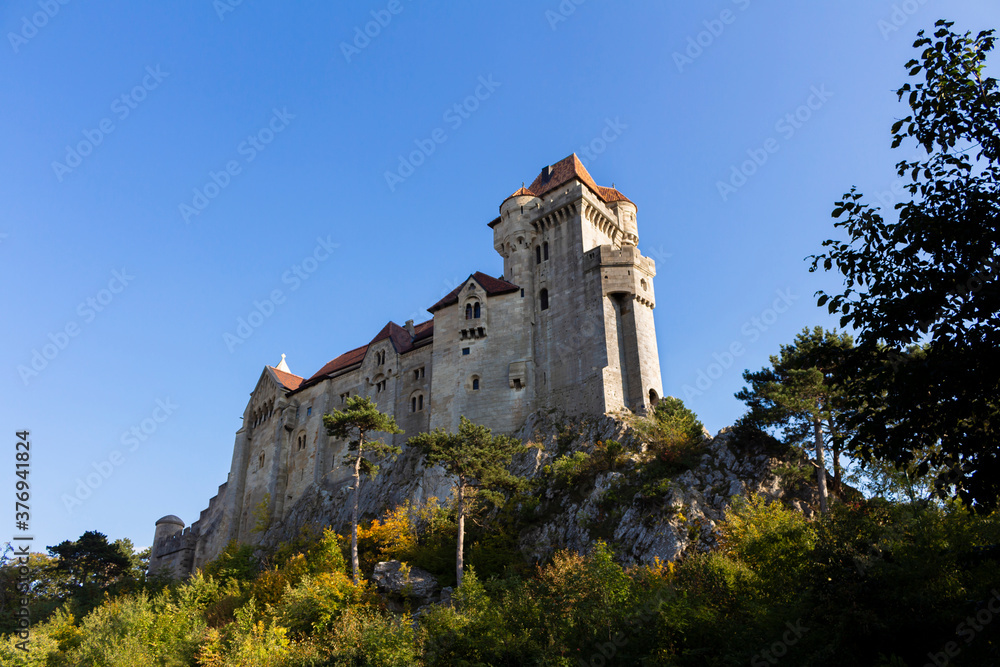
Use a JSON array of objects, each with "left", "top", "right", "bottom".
[
  {"left": 306, "top": 407, "right": 312, "bottom": 416},
  {"left": 462, "top": 348, "right": 470, "bottom": 356}
]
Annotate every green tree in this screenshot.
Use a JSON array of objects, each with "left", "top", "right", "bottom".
[
  {"left": 407, "top": 416, "right": 527, "bottom": 587},
  {"left": 811, "top": 21, "right": 1000, "bottom": 511},
  {"left": 323, "top": 395, "right": 402, "bottom": 583},
  {"left": 736, "top": 327, "right": 855, "bottom": 512},
  {"left": 46, "top": 531, "right": 133, "bottom": 596}
]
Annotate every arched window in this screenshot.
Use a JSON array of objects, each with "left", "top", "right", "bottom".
[
  {"left": 536, "top": 246, "right": 542, "bottom": 264},
  {"left": 411, "top": 397, "right": 417, "bottom": 413},
  {"left": 471, "top": 376, "right": 480, "bottom": 391},
  {"left": 418, "top": 395, "right": 423, "bottom": 410},
  {"left": 465, "top": 304, "right": 473, "bottom": 319},
  {"left": 540, "top": 288, "right": 549, "bottom": 311},
  {"left": 543, "top": 242, "right": 549, "bottom": 260},
  {"left": 473, "top": 302, "right": 480, "bottom": 318},
  {"left": 649, "top": 389, "right": 660, "bottom": 408}
]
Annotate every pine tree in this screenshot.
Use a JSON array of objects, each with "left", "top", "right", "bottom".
[
  {"left": 323, "top": 396, "right": 402, "bottom": 583},
  {"left": 736, "top": 327, "right": 854, "bottom": 512},
  {"left": 408, "top": 416, "right": 527, "bottom": 587}
]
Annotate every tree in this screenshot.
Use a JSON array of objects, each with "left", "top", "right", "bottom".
[
  {"left": 407, "top": 416, "right": 527, "bottom": 587},
  {"left": 46, "top": 531, "right": 135, "bottom": 604},
  {"left": 811, "top": 21, "right": 1000, "bottom": 511},
  {"left": 736, "top": 327, "right": 855, "bottom": 512},
  {"left": 323, "top": 395, "right": 402, "bottom": 583}
]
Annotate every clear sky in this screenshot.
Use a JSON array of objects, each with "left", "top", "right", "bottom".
[{"left": 2, "top": 1, "right": 997, "bottom": 552}]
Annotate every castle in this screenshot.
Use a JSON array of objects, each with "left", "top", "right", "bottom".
[{"left": 149, "top": 154, "right": 663, "bottom": 578}]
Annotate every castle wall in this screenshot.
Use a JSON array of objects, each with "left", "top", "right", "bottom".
[{"left": 429, "top": 287, "right": 532, "bottom": 435}]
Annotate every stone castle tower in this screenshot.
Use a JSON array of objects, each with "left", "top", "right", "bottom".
[{"left": 149, "top": 154, "right": 663, "bottom": 577}]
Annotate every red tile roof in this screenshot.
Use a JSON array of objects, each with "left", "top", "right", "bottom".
[
  {"left": 294, "top": 318, "right": 436, "bottom": 392},
  {"left": 306, "top": 345, "right": 369, "bottom": 384},
  {"left": 505, "top": 186, "right": 536, "bottom": 199},
  {"left": 510, "top": 153, "right": 634, "bottom": 209},
  {"left": 427, "top": 271, "right": 520, "bottom": 313},
  {"left": 269, "top": 366, "right": 304, "bottom": 391}
]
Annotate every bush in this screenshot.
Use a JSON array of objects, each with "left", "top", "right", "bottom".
[
  {"left": 277, "top": 572, "right": 363, "bottom": 636},
  {"left": 551, "top": 451, "right": 592, "bottom": 488},
  {"left": 203, "top": 541, "right": 258, "bottom": 586},
  {"left": 71, "top": 591, "right": 204, "bottom": 667},
  {"left": 721, "top": 494, "right": 817, "bottom": 599},
  {"left": 321, "top": 607, "right": 417, "bottom": 666}
]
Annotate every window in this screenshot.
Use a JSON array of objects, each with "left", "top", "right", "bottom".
[
  {"left": 512, "top": 378, "right": 523, "bottom": 389},
  {"left": 418, "top": 395, "right": 423, "bottom": 410},
  {"left": 297, "top": 434, "right": 306, "bottom": 451},
  {"left": 410, "top": 393, "right": 425, "bottom": 413},
  {"left": 536, "top": 246, "right": 541, "bottom": 264},
  {"left": 462, "top": 347, "right": 470, "bottom": 356},
  {"left": 471, "top": 376, "right": 480, "bottom": 391},
  {"left": 520, "top": 288, "right": 524, "bottom": 297},
  {"left": 306, "top": 407, "right": 312, "bottom": 417},
  {"left": 466, "top": 304, "right": 473, "bottom": 319},
  {"left": 473, "top": 302, "right": 480, "bottom": 318},
  {"left": 411, "top": 397, "right": 417, "bottom": 413},
  {"left": 540, "top": 288, "right": 549, "bottom": 311},
  {"left": 258, "top": 452, "right": 265, "bottom": 469},
  {"left": 543, "top": 241, "right": 549, "bottom": 260},
  {"left": 340, "top": 392, "right": 349, "bottom": 403}
]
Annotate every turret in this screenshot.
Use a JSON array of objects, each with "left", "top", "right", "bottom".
[
  {"left": 153, "top": 514, "right": 185, "bottom": 547},
  {"left": 492, "top": 187, "right": 540, "bottom": 284},
  {"left": 610, "top": 199, "right": 638, "bottom": 246}
]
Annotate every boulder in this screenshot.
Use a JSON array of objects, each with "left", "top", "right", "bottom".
[{"left": 372, "top": 560, "right": 440, "bottom": 605}]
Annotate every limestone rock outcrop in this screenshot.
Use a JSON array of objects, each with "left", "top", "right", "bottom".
[{"left": 257, "top": 409, "right": 831, "bottom": 569}]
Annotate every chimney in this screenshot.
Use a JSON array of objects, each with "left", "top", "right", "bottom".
[{"left": 404, "top": 319, "right": 415, "bottom": 336}]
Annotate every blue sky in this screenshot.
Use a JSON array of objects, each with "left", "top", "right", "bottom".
[{"left": 2, "top": 1, "right": 997, "bottom": 552}]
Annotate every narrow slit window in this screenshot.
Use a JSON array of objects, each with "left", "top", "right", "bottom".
[
  {"left": 543, "top": 242, "right": 549, "bottom": 260},
  {"left": 536, "top": 246, "right": 541, "bottom": 264},
  {"left": 540, "top": 288, "right": 549, "bottom": 311}
]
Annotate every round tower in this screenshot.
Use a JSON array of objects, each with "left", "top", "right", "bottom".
[
  {"left": 611, "top": 200, "right": 638, "bottom": 246},
  {"left": 493, "top": 187, "right": 540, "bottom": 284},
  {"left": 153, "top": 514, "right": 185, "bottom": 549}
]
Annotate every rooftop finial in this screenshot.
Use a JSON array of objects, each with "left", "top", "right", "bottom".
[{"left": 276, "top": 354, "right": 291, "bottom": 373}]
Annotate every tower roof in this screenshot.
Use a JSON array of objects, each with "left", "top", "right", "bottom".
[
  {"left": 525, "top": 154, "right": 634, "bottom": 206},
  {"left": 490, "top": 154, "right": 633, "bottom": 227}
]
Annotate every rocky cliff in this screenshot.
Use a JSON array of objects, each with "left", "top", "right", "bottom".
[{"left": 259, "top": 410, "right": 829, "bottom": 567}]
